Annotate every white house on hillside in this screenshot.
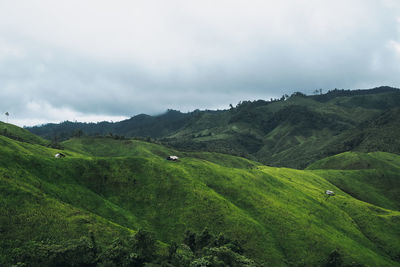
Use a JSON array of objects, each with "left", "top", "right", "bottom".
[
  {"left": 55, "top": 153, "right": 66, "bottom": 158},
  {"left": 167, "top": 155, "right": 179, "bottom": 161}
]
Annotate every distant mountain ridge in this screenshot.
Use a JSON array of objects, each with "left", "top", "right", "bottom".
[
  {"left": 27, "top": 109, "right": 192, "bottom": 140},
  {"left": 27, "top": 86, "right": 400, "bottom": 168}
]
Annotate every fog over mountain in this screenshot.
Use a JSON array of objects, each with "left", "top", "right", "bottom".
[{"left": 1, "top": 0, "right": 400, "bottom": 126}]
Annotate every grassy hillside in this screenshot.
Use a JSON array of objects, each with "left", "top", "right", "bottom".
[
  {"left": 27, "top": 86, "right": 400, "bottom": 169},
  {"left": 1, "top": 129, "right": 400, "bottom": 266},
  {"left": 307, "top": 152, "right": 400, "bottom": 211},
  {"left": 0, "top": 135, "right": 136, "bottom": 265},
  {"left": 1, "top": 121, "right": 49, "bottom": 146}
]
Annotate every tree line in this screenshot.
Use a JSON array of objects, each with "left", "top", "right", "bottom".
[{"left": 9, "top": 228, "right": 259, "bottom": 267}]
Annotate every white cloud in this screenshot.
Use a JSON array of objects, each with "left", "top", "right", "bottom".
[
  {"left": 9, "top": 100, "right": 128, "bottom": 127},
  {"left": 0, "top": 0, "right": 399, "bottom": 126},
  {"left": 389, "top": 40, "right": 400, "bottom": 54}
]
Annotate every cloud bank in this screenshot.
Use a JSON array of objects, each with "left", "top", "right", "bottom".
[{"left": 0, "top": 0, "right": 399, "bottom": 126}]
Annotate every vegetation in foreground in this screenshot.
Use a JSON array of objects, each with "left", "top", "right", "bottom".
[{"left": 1, "top": 123, "right": 399, "bottom": 266}]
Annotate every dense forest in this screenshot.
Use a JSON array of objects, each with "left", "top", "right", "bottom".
[{"left": 10, "top": 228, "right": 261, "bottom": 266}]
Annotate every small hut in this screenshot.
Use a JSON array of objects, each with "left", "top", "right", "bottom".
[
  {"left": 167, "top": 155, "right": 179, "bottom": 161},
  {"left": 325, "top": 190, "right": 335, "bottom": 196},
  {"left": 55, "top": 152, "right": 66, "bottom": 159}
]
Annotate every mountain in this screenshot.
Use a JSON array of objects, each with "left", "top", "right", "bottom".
[
  {"left": 327, "top": 108, "right": 400, "bottom": 154},
  {"left": 27, "top": 86, "right": 400, "bottom": 169},
  {"left": 27, "top": 109, "right": 192, "bottom": 140},
  {"left": 1, "top": 123, "right": 400, "bottom": 266}
]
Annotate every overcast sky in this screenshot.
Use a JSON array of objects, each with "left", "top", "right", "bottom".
[{"left": 1, "top": 0, "right": 400, "bottom": 126}]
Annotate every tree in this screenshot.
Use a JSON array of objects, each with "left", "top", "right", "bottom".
[
  {"left": 325, "top": 249, "right": 343, "bottom": 267},
  {"left": 49, "top": 135, "right": 64, "bottom": 149},
  {"left": 291, "top": 91, "right": 306, "bottom": 98},
  {"left": 130, "top": 229, "right": 157, "bottom": 262},
  {"left": 97, "top": 237, "right": 135, "bottom": 266},
  {"left": 74, "top": 129, "right": 83, "bottom": 138},
  {"left": 184, "top": 230, "right": 197, "bottom": 252},
  {"left": 168, "top": 241, "right": 178, "bottom": 260},
  {"left": 196, "top": 228, "right": 212, "bottom": 251},
  {"left": 11, "top": 237, "right": 97, "bottom": 266},
  {"left": 5, "top": 112, "right": 9, "bottom": 123}
]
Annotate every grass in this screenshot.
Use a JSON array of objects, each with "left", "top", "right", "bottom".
[
  {"left": 307, "top": 152, "right": 400, "bottom": 210},
  {"left": 0, "top": 124, "right": 399, "bottom": 266},
  {"left": 1, "top": 121, "right": 49, "bottom": 146}
]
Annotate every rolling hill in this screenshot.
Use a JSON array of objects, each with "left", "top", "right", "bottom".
[
  {"left": 307, "top": 152, "right": 400, "bottom": 211},
  {"left": 1, "top": 121, "right": 49, "bottom": 146},
  {"left": 1, "top": 123, "right": 399, "bottom": 266},
  {"left": 27, "top": 86, "right": 400, "bottom": 169}
]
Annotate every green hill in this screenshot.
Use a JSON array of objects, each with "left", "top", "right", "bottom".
[
  {"left": 328, "top": 108, "right": 400, "bottom": 155},
  {"left": 307, "top": 152, "right": 400, "bottom": 211},
  {"left": 27, "top": 86, "right": 400, "bottom": 169},
  {"left": 166, "top": 87, "right": 400, "bottom": 168},
  {"left": 1, "top": 130, "right": 400, "bottom": 266},
  {"left": 1, "top": 121, "right": 49, "bottom": 146}
]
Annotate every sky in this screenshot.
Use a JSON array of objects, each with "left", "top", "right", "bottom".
[{"left": 1, "top": 0, "right": 400, "bottom": 126}]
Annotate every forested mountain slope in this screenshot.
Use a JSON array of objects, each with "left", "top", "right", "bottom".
[{"left": 27, "top": 86, "right": 400, "bottom": 169}]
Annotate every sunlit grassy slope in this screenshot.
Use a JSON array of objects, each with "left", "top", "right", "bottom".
[
  {"left": 1, "top": 121, "right": 49, "bottom": 146},
  {"left": 1, "top": 125, "right": 399, "bottom": 266},
  {"left": 307, "top": 152, "right": 400, "bottom": 211}
]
